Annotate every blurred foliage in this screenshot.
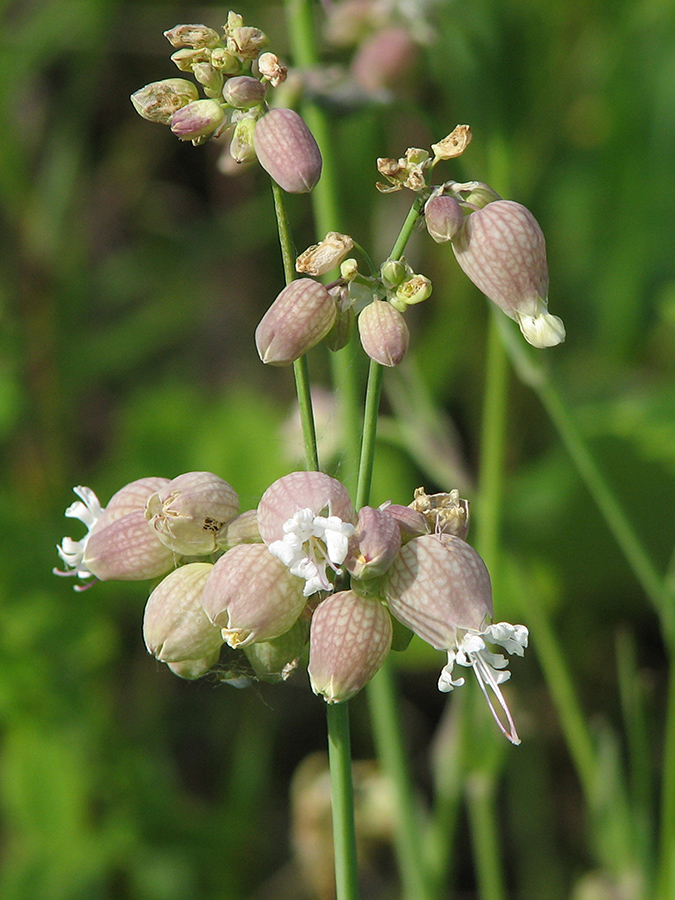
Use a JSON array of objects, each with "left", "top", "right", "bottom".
[{"left": 1, "top": 0, "right": 675, "bottom": 898}]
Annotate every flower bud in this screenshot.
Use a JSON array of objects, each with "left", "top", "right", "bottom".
[
  {"left": 244, "top": 617, "right": 309, "bottom": 682},
  {"left": 210, "top": 47, "right": 242, "bottom": 74},
  {"left": 382, "top": 503, "right": 429, "bottom": 541},
  {"left": 201, "top": 543, "right": 307, "bottom": 647},
  {"left": 217, "top": 509, "right": 262, "bottom": 548},
  {"left": 383, "top": 534, "right": 492, "bottom": 651},
  {"left": 228, "top": 26, "right": 268, "bottom": 59},
  {"left": 340, "top": 258, "right": 359, "bottom": 281},
  {"left": 296, "top": 233, "right": 354, "bottom": 277},
  {"left": 163, "top": 24, "right": 221, "bottom": 49},
  {"left": 258, "top": 52, "right": 288, "bottom": 87},
  {"left": 257, "top": 471, "right": 356, "bottom": 545},
  {"left": 170, "top": 99, "right": 226, "bottom": 143},
  {"left": 143, "top": 562, "right": 223, "bottom": 663},
  {"left": 145, "top": 471, "right": 239, "bottom": 556},
  {"left": 346, "top": 506, "right": 401, "bottom": 580},
  {"left": 324, "top": 287, "right": 354, "bottom": 352},
  {"left": 452, "top": 200, "right": 565, "bottom": 348},
  {"left": 425, "top": 195, "right": 464, "bottom": 243},
  {"left": 358, "top": 300, "right": 409, "bottom": 367},
  {"left": 131, "top": 79, "right": 199, "bottom": 125},
  {"left": 192, "top": 63, "right": 223, "bottom": 97},
  {"left": 229, "top": 112, "right": 258, "bottom": 163},
  {"left": 223, "top": 75, "right": 267, "bottom": 108},
  {"left": 308, "top": 591, "right": 392, "bottom": 703},
  {"left": 394, "top": 274, "right": 432, "bottom": 309},
  {"left": 255, "top": 278, "right": 336, "bottom": 365},
  {"left": 254, "top": 109, "right": 322, "bottom": 193},
  {"left": 380, "top": 258, "right": 409, "bottom": 289}
]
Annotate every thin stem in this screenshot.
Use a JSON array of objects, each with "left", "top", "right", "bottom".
[
  {"left": 466, "top": 774, "right": 506, "bottom": 900},
  {"left": 368, "top": 662, "right": 435, "bottom": 900},
  {"left": 391, "top": 192, "right": 427, "bottom": 261},
  {"left": 327, "top": 702, "right": 360, "bottom": 900},
  {"left": 355, "top": 359, "right": 384, "bottom": 510},
  {"left": 657, "top": 661, "right": 675, "bottom": 899},
  {"left": 497, "top": 315, "right": 675, "bottom": 641},
  {"left": 271, "top": 181, "right": 319, "bottom": 472}
]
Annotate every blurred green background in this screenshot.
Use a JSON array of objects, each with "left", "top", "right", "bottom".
[{"left": 2, "top": 0, "right": 675, "bottom": 897}]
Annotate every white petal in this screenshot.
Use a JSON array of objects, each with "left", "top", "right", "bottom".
[{"left": 483, "top": 622, "right": 529, "bottom": 656}]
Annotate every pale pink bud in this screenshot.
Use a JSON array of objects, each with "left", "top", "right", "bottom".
[
  {"left": 145, "top": 471, "right": 239, "bottom": 555},
  {"left": 223, "top": 75, "right": 267, "bottom": 108},
  {"left": 358, "top": 300, "right": 409, "bottom": 367},
  {"left": 163, "top": 24, "right": 221, "bottom": 49},
  {"left": 201, "top": 543, "right": 307, "bottom": 647},
  {"left": 257, "top": 471, "right": 356, "bottom": 544},
  {"left": 452, "top": 200, "right": 565, "bottom": 348},
  {"left": 324, "top": 287, "right": 355, "bottom": 352},
  {"left": 170, "top": 99, "right": 225, "bottom": 142},
  {"left": 84, "top": 477, "right": 176, "bottom": 581},
  {"left": 425, "top": 195, "right": 464, "bottom": 243},
  {"left": 131, "top": 79, "right": 199, "bottom": 124},
  {"left": 308, "top": 591, "right": 392, "bottom": 703},
  {"left": 143, "top": 562, "right": 223, "bottom": 663},
  {"left": 380, "top": 503, "right": 429, "bottom": 542},
  {"left": 383, "top": 534, "right": 492, "bottom": 650},
  {"left": 255, "top": 278, "right": 337, "bottom": 365},
  {"left": 254, "top": 109, "right": 322, "bottom": 193},
  {"left": 346, "top": 506, "right": 401, "bottom": 579}
]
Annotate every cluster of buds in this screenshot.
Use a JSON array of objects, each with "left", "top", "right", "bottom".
[
  {"left": 255, "top": 235, "right": 434, "bottom": 368},
  {"left": 130, "top": 12, "right": 322, "bottom": 193},
  {"left": 56, "top": 473, "right": 528, "bottom": 743}
]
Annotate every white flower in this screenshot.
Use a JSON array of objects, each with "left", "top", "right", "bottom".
[
  {"left": 438, "top": 621, "right": 529, "bottom": 745},
  {"left": 53, "top": 486, "right": 104, "bottom": 588},
  {"left": 269, "top": 507, "right": 355, "bottom": 596}
]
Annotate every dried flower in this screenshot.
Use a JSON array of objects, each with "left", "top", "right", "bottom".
[
  {"left": 163, "top": 24, "right": 221, "bottom": 50},
  {"left": 296, "top": 233, "right": 355, "bottom": 277},
  {"left": 258, "top": 52, "right": 288, "bottom": 87},
  {"left": 431, "top": 125, "right": 472, "bottom": 162},
  {"left": 131, "top": 79, "right": 199, "bottom": 124}
]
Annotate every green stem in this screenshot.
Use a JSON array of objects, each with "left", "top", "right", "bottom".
[
  {"left": 391, "top": 193, "right": 427, "bottom": 261},
  {"left": 657, "top": 661, "right": 675, "bottom": 899},
  {"left": 368, "top": 662, "right": 435, "bottom": 900},
  {"left": 497, "top": 315, "right": 674, "bottom": 641},
  {"left": 271, "top": 181, "right": 319, "bottom": 472},
  {"left": 355, "top": 359, "right": 384, "bottom": 510},
  {"left": 327, "top": 702, "right": 361, "bottom": 900},
  {"left": 466, "top": 774, "right": 506, "bottom": 900}
]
